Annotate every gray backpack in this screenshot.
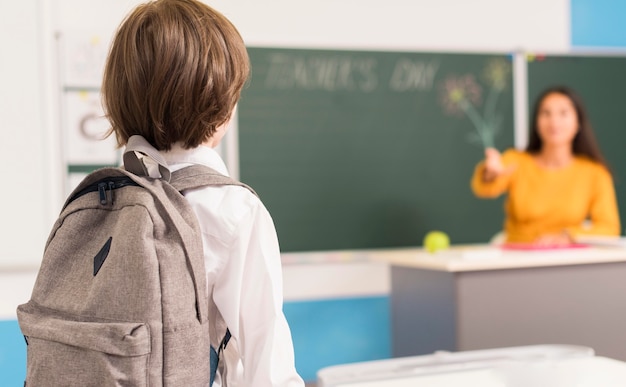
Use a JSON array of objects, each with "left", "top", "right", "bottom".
[{"left": 17, "top": 136, "right": 249, "bottom": 386}]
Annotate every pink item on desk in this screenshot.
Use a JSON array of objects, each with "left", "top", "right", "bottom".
[{"left": 500, "top": 243, "right": 589, "bottom": 251}]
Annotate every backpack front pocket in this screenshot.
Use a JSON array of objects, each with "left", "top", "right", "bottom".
[{"left": 17, "top": 302, "right": 151, "bottom": 387}]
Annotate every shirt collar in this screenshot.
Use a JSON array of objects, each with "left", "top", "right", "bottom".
[{"left": 161, "top": 143, "right": 230, "bottom": 177}]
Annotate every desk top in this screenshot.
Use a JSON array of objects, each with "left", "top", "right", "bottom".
[{"left": 368, "top": 244, "right": 626, "bottom": 272}]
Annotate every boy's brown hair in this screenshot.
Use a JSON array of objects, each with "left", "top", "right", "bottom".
[{"left": 102, "top": 0, "right": 250, "bottom": 151}]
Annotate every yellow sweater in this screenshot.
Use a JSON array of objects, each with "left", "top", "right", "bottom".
[{"left": 471, "top": 149, "right": 620, "bottom": 243}]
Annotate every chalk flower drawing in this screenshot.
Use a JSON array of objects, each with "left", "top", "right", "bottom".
[
  {"left": 439, "top": 59, "right": 511, "bottom": 148},
  {"left": 483, "top": 58, "right": 510, "bottom": 91},
  {"left": 440, "top": 75, "right": 482, "bottom": 115}
]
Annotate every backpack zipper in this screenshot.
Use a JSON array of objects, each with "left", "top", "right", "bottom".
[{"left": 70, "top": 177, "right": 140, "bottom": 206}]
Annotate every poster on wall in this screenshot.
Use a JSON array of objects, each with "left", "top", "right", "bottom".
[
  {"left": 58, "top": 32, "right": 120, "bottom": 196},
  {"left": 62, "top": 90, "right": 118, "bottom": 165},
  {"left": 59, "top": 32, "right": 109, "bottom": 89}
]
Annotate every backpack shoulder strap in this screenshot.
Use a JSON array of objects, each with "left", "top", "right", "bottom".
[
  {"left": 124, "top": 135, "right": 172, "bottom": 181},
  {"left": 170, "top": 165, "right": 258, "bottom": 197},
  {"left": 170, "top": 165, "right": 251, "bottom": 371}
]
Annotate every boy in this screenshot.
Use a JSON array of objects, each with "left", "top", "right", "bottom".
[{"left": 101, "top": 1, "right": 305, "bottom": 385}]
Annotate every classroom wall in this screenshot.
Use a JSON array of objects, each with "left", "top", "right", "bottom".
[
  {"left": 1, "top": 0, "right": 618, "bottom": 384},
  {"left": 0, "top": 0, "right": 570, "bottom": 271},
  {"left": 1, "top": 0, "right": 570, "bottom": 271},
  {"left": 0, "top": 0, "right": 50, "bottom": 270},
  {"left": 53, "top": 0, "right": 572, "bottom": 50}
]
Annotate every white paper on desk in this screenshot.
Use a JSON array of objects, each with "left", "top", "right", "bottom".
[
  {"left": 575, "top": 236, "right": 626, "bottom": 248},
  {"left": 434, "top": 247, "right": 503, "bottom": 261},
  {"left": 335, "top": 368, "right": 505, "bottom": 387}
]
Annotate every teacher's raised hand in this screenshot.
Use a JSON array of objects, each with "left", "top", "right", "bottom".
[{"left": 482, "top": 147, "right": 516, "bottom": 182}]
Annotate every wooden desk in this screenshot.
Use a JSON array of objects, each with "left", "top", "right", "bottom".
[{"left": 371, "top": 245, "right": 626, "bottom": 362}]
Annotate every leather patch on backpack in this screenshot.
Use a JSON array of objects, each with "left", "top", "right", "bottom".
[{"left": 94, "top": 237, "right": 112, "bottom": 276}]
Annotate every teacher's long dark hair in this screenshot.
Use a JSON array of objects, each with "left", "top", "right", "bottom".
[{"left": 526, "top": 85, "right": 610, "bottom": 171}]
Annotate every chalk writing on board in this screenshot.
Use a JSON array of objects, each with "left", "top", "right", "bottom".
[
  {"left": 438, "top": 58, "right": 511, "bottom": 148},
  {"left": 389, "top": 59, "right": 439, "bottom": 91},
  {"left": 264, "top": 54, "right": 441, "bottom": 93},
  {"left": 265, "top": 54, "right": 378, "bottom": 92}
]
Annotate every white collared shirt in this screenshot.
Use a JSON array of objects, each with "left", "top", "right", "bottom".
[{"left": 162, "top": 144, "right": 304, "bottom": 387}]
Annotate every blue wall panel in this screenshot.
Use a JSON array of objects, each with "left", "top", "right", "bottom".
[
  {"left": 0, "top": 320, "right": 26, "bottom": 386},
  {"left": 2, "top": 297, "right": 391, "bottom": 384},
  {"left": 284, "top": 296, "right": 391, "bottom": 382},
  {"left": 572, "top": 0, "right": 626, "bottom": 47}
]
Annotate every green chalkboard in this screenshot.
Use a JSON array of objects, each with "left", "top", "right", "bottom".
[
  {"left": 238, "top": 47, "right": 515, "bottom": 251},
  {"left": 528, "top": 55, "right": 626, "bottom": 236}
]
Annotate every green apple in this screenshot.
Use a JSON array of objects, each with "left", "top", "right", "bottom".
[{"left": 423, "top": 231, "right": 450, "bottom": 253}]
